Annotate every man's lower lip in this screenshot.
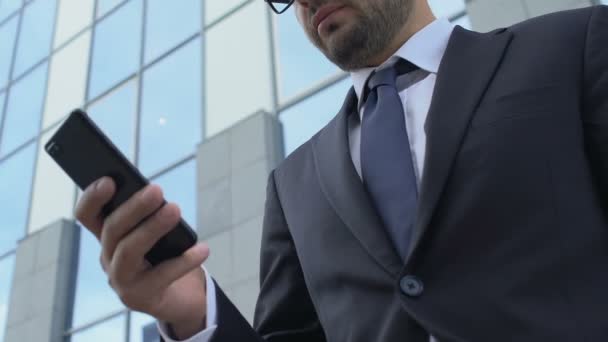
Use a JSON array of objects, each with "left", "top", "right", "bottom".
[{"left": 317, "top": 7, "right": 346, "bottom": 32}]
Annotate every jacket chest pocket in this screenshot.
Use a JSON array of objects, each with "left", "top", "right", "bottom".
[{"left": 471, "top": 84, "right": 571, "bottom": 128}]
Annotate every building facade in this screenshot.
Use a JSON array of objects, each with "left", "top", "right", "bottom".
[{"left": 0, "top": 0, "right": 603, "bottom": 341}]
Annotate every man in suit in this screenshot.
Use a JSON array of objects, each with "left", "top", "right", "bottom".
[{"left": 75, "top": 0, "right": 608, "bottom": 341}]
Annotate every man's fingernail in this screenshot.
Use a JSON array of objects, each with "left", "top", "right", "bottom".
[
  {"left": 194, "top": 244, "right": 209, "bottom": 258},
  {"left": 96, "top": 178, "right": 108, "bottom": 191}
]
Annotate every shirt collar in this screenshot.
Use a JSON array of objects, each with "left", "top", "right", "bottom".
[{"left": 350, "top": 18, "right": 455, "bottom": 105}]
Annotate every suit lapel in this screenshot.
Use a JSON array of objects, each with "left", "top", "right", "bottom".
[
  {"left": 406, "top": 26, "right": 514, "bottom": 263},
  {"left": 312, "top": 88, "right": 403, "bottom": 277}
]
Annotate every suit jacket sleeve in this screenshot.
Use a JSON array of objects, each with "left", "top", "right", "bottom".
[
  {"left": 207, "top": 170, "right": 326, "bottom": 342},
  {"left": 583, "top": 5, "right": 608, "bottom": 210}
]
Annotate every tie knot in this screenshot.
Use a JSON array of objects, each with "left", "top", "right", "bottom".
[
  {"left": 363, "top": 59, "right": 418, "bottom": 96},
  {"left": 367, "top": 66, "right": 398, "bottom": 90}
]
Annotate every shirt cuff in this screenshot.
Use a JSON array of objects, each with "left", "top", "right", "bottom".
[{"left": 156, "top": 265, "right": 219, "bottom": 342}]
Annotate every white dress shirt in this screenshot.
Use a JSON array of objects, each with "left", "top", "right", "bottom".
[{"left": 158, "top": 18, "right": 455, "bottom": 342}]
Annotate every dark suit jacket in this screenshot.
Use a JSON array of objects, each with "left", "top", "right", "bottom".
[{"left": 205, "top": 6, "right": 608, "bottom": 342}]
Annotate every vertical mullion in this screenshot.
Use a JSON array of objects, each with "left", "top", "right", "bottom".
[
  {"left": 23, "top": 0, "right": 60, "bottom": 236},
  {"left": 125, "top": 309, "right": 131, "bottom": 342},
  {"left": 265, "top": 3, "right": 280, "bottom": 116},
  {"left": 133, "top": 0, "right": 147, "bottom": 167},
  {"left": 0, "top": 2, "right": 25, "bottom": 154},
  {"left": 200, "top": 0, "right": 206, "bottom": 140}
]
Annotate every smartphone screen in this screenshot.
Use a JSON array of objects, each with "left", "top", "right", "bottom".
[{"left": 45, "top": 109, "right": 197, "bottom": 265}]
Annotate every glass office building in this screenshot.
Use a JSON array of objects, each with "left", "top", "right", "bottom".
[{"left": 0, "top": 0, "right": 603, "bottom": 341}]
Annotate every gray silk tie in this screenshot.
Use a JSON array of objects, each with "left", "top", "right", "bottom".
[{"left": 361, "top": 59, "right": 419, "bottom": 261}]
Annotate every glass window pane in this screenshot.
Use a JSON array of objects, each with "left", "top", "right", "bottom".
[
  {"left": 139, "top": 37, "right": 201, "bottom": 175},
  {"left": 428, "top": 0, "right": 466, "bottom": 19},
  {"left": 13, "top": 0, "right": 56, "bottom": 78},
  {"left": 87, "top": 80, "right": 137, "bottom": 161},
  {"left": 53, "top": 0, "right": 94, "bottom": 48},
  {"left": 72, "top": 226, "right": 124, "bottom": 328},
  {"left": 28, "top": 128, "right": 76, "bottom": 233},
  {"left": 70, "top": 314, "right": 126, "bottom": 342},
  {"left": 43, "top": 30, "right": 91, "bottom": 129},
  {"left": 130, "top": 311, "right": 157, "bottom": 342},
  {"left": 0, "top": 62, "right": 47, "bottom": 157},
  {"left": 0, "top": 0, "right": 21, "bottom": 22},
  {"left": 280, "top": 79, "right": 351, "bottom": 156},
  {"left": 88, "top": 0, "right": 141, "bottom": 100},
  {"left": 0, "top": 91, "right": 5, "bottom": 131},
  {"left": 152, "top": 160, "right": 196, "bottom": 228},
  {"left": 276, "top": 11, "right": 338, "bottom": 100},
  {"left": 204, "top": 0, "right": 246, "bottom": 25},
  {"left": 0, "top": 16, "right": 19, "bottom": 88},
  {"left": 97, "top": 0, "right": 126, "bottom": 18},
  {"left": 205, "top": 1, "right": 273, "bottom": 137},
  {"left": 0, "top": 254, "right": 16, "bottom": 341},
  {"left": 0, "top": 143, "right": 36, "bottom": 253},
  {"left": 452, "top": 14, "right": 472, "bottom": 30},
  {"left": 145, "top": 0, "right": 201, "bottom": 63}
]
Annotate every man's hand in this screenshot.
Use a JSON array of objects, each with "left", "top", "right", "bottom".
[{"left": 75, "top": 177, "right": 210, "bottom": 339}]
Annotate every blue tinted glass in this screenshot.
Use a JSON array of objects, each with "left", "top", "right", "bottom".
[
  {"left": 71, "top": 313, "right": 126, "bottom": 342},
  {"left": 0, "top": 143, "right": 36, "bottom": 253},
  {"left": 139, "top": 37, "right": 202, "bottom": 175},
  {"left": 428, "top": 0, "right": 466, "bottom": 18},
  {"left": 130, "top": 312, "right": 157, "bottom": 342},
  {"left": 87, "top": 80, "right": 137, "bottom": 161},
  {"left": 0, "top": 62, "right": 46, "bottom": 156},
  {"left": 72, "top": 226, "right": 124, "bottom": 328},
  {"left": 0, "top": 92, "right": 5, "bottom": 129},
  {"left": 97, "top": 0, "right": 126, "bottom": 18},
  {"left": 0, "top": 16, "right": 19, "bottom": 88},
  {"left": 0, "top": 0, "right": 21, "bottom": 22},
  {"left": 276, "top": 12, "right": 338, "bottom": 100},
  {"left": 280, "top": 78, "right": 351, "bottom": 156},
  {"left": 89, "top": 0, "right": 142, "bottom": 100},
  {"left": 13, "top": 0, "right": 56, "bottom": 78},
  {"left": 145, "top": 0, "right": 201, "bottom": 63},
  {"left": 452, "top": 15, "right": 471, "bottom": 30},
  {"left": 152, "top": 159, "right": 196, "bottom": 227},
  {"left": 0, "top": 254, "right": 15, "bottom": 340}
]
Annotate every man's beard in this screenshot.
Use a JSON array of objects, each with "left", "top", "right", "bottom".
[{"left": 308, "top": 0, "right": 411, "bottom": 71}]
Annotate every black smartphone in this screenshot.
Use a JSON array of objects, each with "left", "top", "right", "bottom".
[{"left": 45, "top": 109, "right": 197, "bottom": 265}]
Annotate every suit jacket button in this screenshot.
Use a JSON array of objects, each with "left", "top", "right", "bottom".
[{"left": 400, "top": 275, "right": 424, "bottom": 297}]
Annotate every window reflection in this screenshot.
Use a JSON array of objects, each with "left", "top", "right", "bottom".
[
  {"left": 97, "top": 0, "right": 126, "bottom": 18},
  {"left": 0, "top": 16, "right": 18, "bottom": 88},
  {"left": 0, "top": 143, "right": 36, "bottom": 254},
  {"left": 43, "top": 30, "right": 91, "bottom": 129},
  {"left": 0, "top": 0, "right": 21, "bottom": 22},
  {"left": 0, "top": 62, "right": 47, "bottom": 157},
  {"left": 428, "top": 0, "right": 466, "bottom": 19},
  {"left": 275, "top": 11, "right": 338, "bottom": 101},
  {"left": 0, "top": 91, "right": 5, "bottom": 132},
  {"left": 144, "top": 0, "right": 201, "bottom": 63},
  {"left": 87, "top": 79, "right": 138, "bottom": 161},
  {"left": 13, "top": 0, "right": 57, "bottom": 78},
  {"left": 70, "top": 313, "right": 126, "bottom": 342},
  {"left": 152, "top": 159, "right": 197, "bottom": 228},
  {"left": 72, "top": 225, "right": 124, "bottom": 328},
  {"left": 53, "top": 0, "right": 94, "bottom": 48},
  {"left": 204, "top": 0, "right": 247, "bottom": 25},
  {"left": 451, "top": 15, "right": 472, "bottom": 30},
  {"left": 139, "top": 37, "right": 202, "bottom": 175},
  {"left": 89, "top": 0, "right": 142, "bottom": 100},
  {"left": 0, "top": 254, "right": 16, "bottom": 341},
  {"left": 130, "top": 311, "right": 157, "bottom": 342},
  {"left": 280, "top": 78, "right": 351, "bottom": 156}
]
